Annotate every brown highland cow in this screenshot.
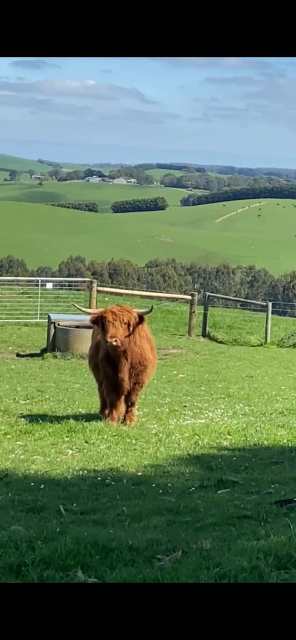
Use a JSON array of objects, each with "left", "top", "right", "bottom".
[{"left": 74, "top": 303, "right": 157, "bottom": 425}]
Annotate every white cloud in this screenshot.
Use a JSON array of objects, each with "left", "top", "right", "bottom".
[
  {"left": 0, "top": 78, "right": 157, "bottom": 105},
  {"left": 9, "top": 59, "right": 61, "bottom": 70}
]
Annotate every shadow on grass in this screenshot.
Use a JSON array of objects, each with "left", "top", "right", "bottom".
[
  {"left": 16, "top": 348, "right": 47, "bottom": 359},
  {"left": 20, "top": 412, "right": 101, "bottom": 424},
  {"left": 0, "top": 445, "right": 296, "bottom": 582}
]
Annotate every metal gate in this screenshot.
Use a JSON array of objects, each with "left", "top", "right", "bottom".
[{"left": 0, "top": 277, "right": 92, "bottom": 322}]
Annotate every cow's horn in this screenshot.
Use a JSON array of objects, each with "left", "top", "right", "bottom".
[
  {"left": 73, "top": 303, "right": 103, "bottom": 314},
  {"left": 134, "top": 305, "right": 154, "bottom": 316}
]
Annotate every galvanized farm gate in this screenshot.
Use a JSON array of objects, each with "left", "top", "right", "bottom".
[{"left": 0, "top": 277, "right": 93, "bottom": 322}]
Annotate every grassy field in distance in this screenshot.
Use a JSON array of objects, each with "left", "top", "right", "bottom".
[{"left": 0, "top": 185, "right": 296, "bottom": 273}]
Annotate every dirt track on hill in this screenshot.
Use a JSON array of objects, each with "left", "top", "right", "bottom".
[{"left": 215, "top": 201, "right": 266, "bottom": 223}]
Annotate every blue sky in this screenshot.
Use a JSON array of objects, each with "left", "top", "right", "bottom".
[{"left": 1, "top": 56, "right": 296, "bottom": 167}]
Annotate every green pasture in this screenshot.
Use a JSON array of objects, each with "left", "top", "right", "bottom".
[
  {"left": 0, "top": 154, "right": 52, "bottom": 173},
  {"left": 1, "top": 190, "right": 296, "bottom": 273},
  {"left": 1, "top": 298, "right": 296, "bottom": 581}
]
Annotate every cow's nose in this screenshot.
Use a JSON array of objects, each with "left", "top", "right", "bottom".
[{"left": 107, "top": 337, "right": 120, "bottom": 346}]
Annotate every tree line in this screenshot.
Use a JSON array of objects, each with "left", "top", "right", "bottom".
[
  {"left": 161, "top": 172, "right": 291, "bottom": 193},
  {"left": 135, "top": 163, "right": 206, "bottom": 173},
  {"left": 180, "top": 184, "right": 296, "bottom": 206},
  {"left": 111, "top": 197, "right": 168, "bottom": 213},
  {"left": 48, "top": 168, "right": 107, "bottom": 182},
  {"left": 1, "top": 254, "right": 296, "bottom": 306},
  {"left": 199, "top": 164, "right": 296, "bottom": 180},
  {"left": 51, "top": 201, "right": 99, "bottom": 212}
]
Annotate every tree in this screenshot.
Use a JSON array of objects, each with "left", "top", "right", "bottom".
[
  {"left": 9, "top": 170, "right": 18, "bottom": 181},
  {"left": 83, "top": 168, "right": 106, "bottom": 179},
  {"left": 32, "top": 265, "right": 57, "bottom": 278},
  {"left": 57, "top": 255, "right": 91, "bottom": 278},
  {"left": 0, "top": 255, "right": 29, "bottom": 276},
  {"left": 88, "top": 260, "right": 111, "bottom": 285},
  {"left": 48, "top": 168, "right": 64, "bottom": 180},
  {"left": 57, "top": 170, "right": 84, "bottom": 182},
  {"left": 107, "top": 259, "right": 140, "bottom": 288}
]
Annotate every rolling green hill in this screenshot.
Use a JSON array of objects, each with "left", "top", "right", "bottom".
[
  {"left": 0, "top": 182, "right": 296, "bottom": 272},
  {"left": 0, "top": 154, "right": 53, "bottom": 173},
  {"left": 0, "top": 180, "right": 186, "bottom": 208},
  {"left": 0, "top": 153, "right": 124, "bottom": 175}
]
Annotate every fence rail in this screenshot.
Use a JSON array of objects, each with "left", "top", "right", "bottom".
[
  {"left": 0, "top": 277, "right": 198, "bottom": 337},
  {"left": 95, "top": 285, "right": 191, "bottom": 301},
  {"left": 201, "top": 291, "right": 272, "bottom": 344},
  {"left": 2, "top": 277, "right": 296, "bottom": 342}
]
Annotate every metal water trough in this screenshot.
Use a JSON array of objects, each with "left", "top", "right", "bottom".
[{"left": 47, "top": 313, "right": 93, "bottom": 354}]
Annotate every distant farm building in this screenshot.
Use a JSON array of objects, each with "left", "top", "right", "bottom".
[
  {"left": 84, "top": 176, "right": 102, "bottom": 183},
  {"left": 113, "top": 177, "right": 128, "bottom": 184},
  {"left": 113, "top": 177, "right": 137, "bottom": 185},
  {"left": 32, "top": 174, "right": 42, "bottom": 180}
]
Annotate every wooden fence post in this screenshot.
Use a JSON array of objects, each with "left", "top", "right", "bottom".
[
  {"left": 188, "top": 291, "right": 198, "bottom": 337},
  {"left": 201, "top": 292, "right": 209, "bottom": 338},
  {"left": 89, "top": 279, "right": 97, "bottom": 309},
  {"left": 264, "top": 301, "right": 272, "bottom": 344}
]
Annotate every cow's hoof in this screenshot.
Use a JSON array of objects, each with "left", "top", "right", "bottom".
[{"left": 123, "top": 413, "right": 137, "bottom": 426}]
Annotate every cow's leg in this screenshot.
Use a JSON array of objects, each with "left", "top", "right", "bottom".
[
  {"left": 97, "top": 384, "right": 108, "bottom": 419},
  {"left": 124, "top": 384, "right": 143, "bottom": 425},
  {"left": 106, "top": 393, "right": 126, "bottom": 423}
]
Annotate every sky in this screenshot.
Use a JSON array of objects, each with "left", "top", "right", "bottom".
[{"left": 1, "top": 56, "right": 296, "bottom": 168}]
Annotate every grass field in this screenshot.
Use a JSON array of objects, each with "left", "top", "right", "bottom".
[
  {"left": 0, "top": 153, "right": 121, "bottom": 175},
  {"left": 0, "top": 154, "right": 53, "bottom": 173},
  {"left": 1, "top": 299, "right": 296, "bottom": 582},
  {"left": 0, "top": 184, "right": 296, "bottom": 273},
  {"left": 0, "top": 180, "right": 186, "bottom": 207}
]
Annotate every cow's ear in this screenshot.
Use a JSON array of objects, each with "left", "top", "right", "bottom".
[
  {"left": 90, "top": 313, "right": 102, "bottom": 327},
  {"left": 137, "top": 313, "right": 145, "bottom": 326}
]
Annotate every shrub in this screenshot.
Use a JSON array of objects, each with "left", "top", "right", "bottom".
[
  {"left": 111, "top": 197, "right": 168, "bottom": 213},
  {"left": 51, "top": 201, "right": 98, "bottom": 213}
]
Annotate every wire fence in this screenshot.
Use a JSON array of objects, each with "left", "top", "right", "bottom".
[
  {"left": 201, "top": 292, "right": 268, "bottom": 346},
  {"left": 0, "top": 278, "right": 195, "bottom": 337},
  {"left": 271, "top": 301, "right": 296, "bottom": 317},
  {"left": 2, "top": 277, "right": 296, "bottom": 345},
  {"left": 0, "top": 278, "right": 91, "bottom": 322},
  {"left": 201, "top": 292, "right": 296, "bottom": 346}
]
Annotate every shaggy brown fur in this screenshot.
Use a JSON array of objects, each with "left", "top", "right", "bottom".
[{"left": 88, "top": 305, "right": 157, "bottom": 425}]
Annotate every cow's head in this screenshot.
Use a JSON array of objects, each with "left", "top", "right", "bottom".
[{"left": 73, "top": 303, "right": 153, "bottom": 351}]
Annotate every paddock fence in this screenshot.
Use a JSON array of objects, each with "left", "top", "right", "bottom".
[
  {"left": 201, "top": 291, "right": 296, "bottom": 346},
  {"left": 201, "top": 291, "right": 272, "bottom": 346},
  {"left": 0, "top": 277, "right": 197, "bottom": 337}
]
